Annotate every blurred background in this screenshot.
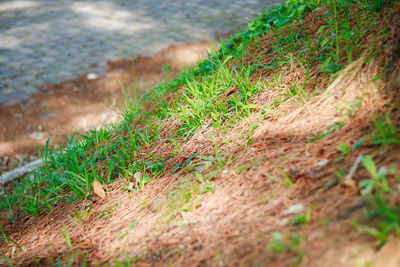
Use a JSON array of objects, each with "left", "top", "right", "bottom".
[{"left": 0, "top": 0, "right": 282, "bottom": 174}]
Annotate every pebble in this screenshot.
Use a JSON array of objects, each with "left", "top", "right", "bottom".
[
  {"left": 28, "top": 131, "right": 45, "bottom": 140},
  {"left": 314, "top": 159, "right": 329, "bottom": 167},
  {"left": 282, "top": 203, "right": 304, "bottom": 215},
  {"left": 38, "top": 112, "right": 56, "bottom": 119},
  {"left": 277, "top": 218, "right": 290, "bottom": 226},
  {"left": 193, "top": 242, "right": 202, "bottom": 250},
  {"left": 86, "top": 73, "right": 98, "bottom": 80}
]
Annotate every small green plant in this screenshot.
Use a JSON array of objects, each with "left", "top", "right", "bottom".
[
  {"left": 117, "top": 221, "right": 139, "bottom": 239},
  {"left": 291, "top": 207, "right": 311, "bottom": 225},
  {"left": 353, "top": 154, "right": 400, "bottom": 247},
  {"left": 353, "top": 192, "right": 400, "bottom": 247},
  {"left": 0, "top": 224, "right": 9, "bottom": 244},
  {"left": 369, "top": 114, "right": 400, "bottom": 145},
  {"left": 114, "top": 251, "right": 140, "bottom": 267},
  {"left": 195, "top": 139, "right": 232, "bottom": 171},
  {"left": 67, "top": 250, "right": 80, "bottom": 267},
  {"left": 359, "top": 155, "right": 392, "bottom": 195},
  {"left": 335, "top": 139, "right": 364, "bottom": 163},
  {"left": 338, "top": 142, "right": 350, "bottom": 155},
  {"left": 69, "top": 206, "right": 89, "bottom": 225},
  {"left": 308, "top": 121, "right": 343, "bottom": 143},
  {"left": 8, "top": 237, "right": 39, "bottom": 265},
  {"left": 61, "top": 225, "right": 73, "bottom": 249},
  {"left": 268, "top": 232, "right": 302, "bottom": 252},
  {"left": 0, "top": 248, "right": 12, "bottom": 266},
  {"left": 194, "top": 172, "right": 215, "bottom": 194},
  {"left": 162, "top": 178, "right": 201, "bottom": 222},
  {"left": 262, "top": 168, "right": 293, "bottom": 188},
  {"left": 267, "top": 232, "right": 304, "bottom": 263}
]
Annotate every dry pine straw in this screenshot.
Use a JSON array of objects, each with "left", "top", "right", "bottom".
[
  {"left": 3, "top": 5, "right": 400, "bottom": 267},
  {"left": 4, "top": 51, "right": 400, "bottom": 267}
]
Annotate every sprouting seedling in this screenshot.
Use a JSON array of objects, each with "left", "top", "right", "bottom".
[
  {"left": 359, "top": 155, "right": 392, "bottom": 195},
  {"left": 9, "top": 237, "right": 39, "bottom": 264},
  {"left": 369, "top": 114, "right": 400, "bottom": 145},
  {"left": 69, "top": 207, "right": 89, "bottom": 225},
  {"left": 267, "top": 232, "right": 303, "bottom": 253},
  {"left": 0, "top": 224, "right": 8, "bottom": 244},
  {"left": 291, "top": 207, "right": 311, "bottom": 225},
  {"left": 0, "top": 247, "right": 11, "bottom": 266},
  {"left": 338, "top": 142, "right": 350, "bottom": 155},
  {"left": 61, "top": 224, "right": 73, "bottom": 249},
  {"left": 262, "top": 169, "right": 293, "bottom": 188},
  {"left": 194, "top": 172, "right": 215, "bottom": 194}
]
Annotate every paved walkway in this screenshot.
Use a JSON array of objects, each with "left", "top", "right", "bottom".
[{"left": 0, "top": 0, "right": 282, "bottom": 105}]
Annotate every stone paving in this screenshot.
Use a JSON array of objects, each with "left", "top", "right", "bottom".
[{"left": 0, "top": 0, "right": 282, "bottom": 105}]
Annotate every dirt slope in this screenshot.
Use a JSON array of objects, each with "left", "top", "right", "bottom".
[{"left": 1, "top": 1, "right": 400, "bottom": 266}]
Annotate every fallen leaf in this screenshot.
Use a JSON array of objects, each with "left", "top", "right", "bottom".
[
  {"left": 341, "top": 178, "right": 357, "bottom": 189},
  {"left": 93, "top": 180, "right": 106, "bottom": 198}
]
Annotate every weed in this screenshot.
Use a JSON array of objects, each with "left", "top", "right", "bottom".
[
  {"left": 337, "top": 95, "right": 364, "bottom": 117},
  {"left": 352, "top": 154, "right": 399, "bottom": 247},
  {"left": 291, "top": 207, "right": 311, "bottom": 225},
  {"left": 359, "top": 155, "right": 392, "bottom": 195},
  {"left": 62, "top": 225, "right": 73, "bottom": 249},
  {"left": 69, "top": 207, "right": 89, "bottom": 225},
  {"left": 194, "top": 172, "right": 215, "bottom": 194},
  {"left": 308, "top": 121, "right": 343, "bottom": 143},
  {"left": 67, "top": 250, "right": 80, "bottom": 267},
  {"left": 9, "top": 237, "right": 39, "bottom": 265},
  {"left": 162, "top": 178, "right": 200, "bottom": 222},
  {"left": 335, "top": 138, "right": 364, "bottom": 163},
  {"left": 0, "top": 248, "right": 12, "bottom": 266},
  {"left": 118, "top": 221, "right": 139, "bottom": 239},
  {"left": 0, "top": 224, "right": 8, "bottom": 244},
  {"left": 369, "top": 114, "right": 400, "bottom": 145},
  {"left": 262, "top": 170, "right": 293, "bottom": 188},
  {"left": 353, "top": 191, "right": 400, "bottom": 247},
  {"left": 267, "top": 232, "right": 304, "bottom": 263},
  {"left": 338, "top": 142, "right": 350, "bottom": 155},
  {"left": 113, "top": 251, "right": 141, "bottom": 267}
]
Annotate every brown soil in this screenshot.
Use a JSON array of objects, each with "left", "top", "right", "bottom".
[
  {"left": 0, "top": 41, "right": 217, "bottom": 173},
  {"left": 1, "top": 3, "right": 400, "bottom": 267}
]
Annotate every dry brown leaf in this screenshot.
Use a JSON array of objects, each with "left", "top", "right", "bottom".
[
  {"left": 340, "top": 179, "right": 357, "bottom": 189},
  {"left": 93, "top": 180, "right": 106, "bottom": 198}
]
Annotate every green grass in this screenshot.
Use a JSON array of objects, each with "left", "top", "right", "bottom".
[
  {"left": 369, "top": 114, "right": 400, "bottom": 145},
  {"left": 0, "top": 0, "right": 394, "bottom": 220},
  {"left": 267, "top": 232, "right": 305, "bottom": 263},
  {"left": 352, "top": 154, "right": 400, "bottom": 247}
]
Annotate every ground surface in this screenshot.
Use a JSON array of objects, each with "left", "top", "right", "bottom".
[
  {"left": 1, "top": 1, "right": 400, "bottom": 266},
  {"left": 0, "top": 0, "right": 282, "bottom": 105}
]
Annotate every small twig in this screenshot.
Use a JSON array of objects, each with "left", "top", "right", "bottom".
[
  {"left": 345, "top": 154, "right": 364, "bottom": 181},
  {"left": 0, "top": 159, "right": 44, "bottom": 185}
]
